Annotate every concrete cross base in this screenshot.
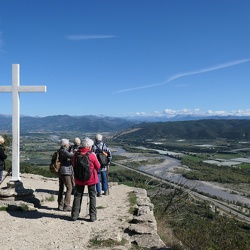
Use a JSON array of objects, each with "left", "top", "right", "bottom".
[{"left": 0, "top": 181, "right": 40, "bottom": 209}]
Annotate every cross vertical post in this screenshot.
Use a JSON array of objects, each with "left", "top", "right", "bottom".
[
  {"left": 12, "top": 64, "right": 21, "bottom": 180},
  {"left": 0, "top": 64, "right": 47, "bottom": 181}
]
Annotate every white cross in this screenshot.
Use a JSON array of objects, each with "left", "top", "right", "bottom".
[{"left": 0, "top": 64, "right": 46, "bottom": 181}]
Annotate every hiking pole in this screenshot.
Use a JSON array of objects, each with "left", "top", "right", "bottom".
[
  {"left": 84, "top": 192, "right": 89, "bottom": 218},
  {"left": 106, "top": 165, "right": 110, "bottom": 195}
]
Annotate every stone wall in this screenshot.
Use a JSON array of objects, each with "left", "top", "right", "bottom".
[{"left": 126, "top": 188, "right": 170, "bottom": 249}]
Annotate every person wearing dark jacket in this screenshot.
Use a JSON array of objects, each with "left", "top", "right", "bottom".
[
  {"left": 71, "top": 137, "right": 81, "bottom": 153},
  {"left": 71, "top": 137, "right": 100, "bottom": 221},
  {"left": 93, "top": 134, "right": 112, "bottom": 197},
  {"left": 0, "top": 135, "right": 7, "bottom": 182},
  {"left": 58, "top": 138, "right": 74, "bottom": 211}
]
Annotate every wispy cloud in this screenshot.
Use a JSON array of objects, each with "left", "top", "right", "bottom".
[
  {"left": 65, "top": 35, "right": 116, "bottom": 40},
  {"left": 113, "top": 58, "right": 250, "bottom": 94}
]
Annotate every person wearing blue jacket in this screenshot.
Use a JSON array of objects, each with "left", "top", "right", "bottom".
[{"left": 93, "top": 134, "right": 112, "bottom": 197}]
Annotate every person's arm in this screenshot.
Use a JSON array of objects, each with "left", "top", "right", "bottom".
[
  {"left": 106, "top": 147, "right": 112, "bottom": 164},
  {"left": 0, "top": 148, "right": 7, "bottom": 160},
  {"left": 64, "top": 149, "right": 74, "bottom": 159},
  {"left": 72, "top": 152, "right": 77, "bottom": 167},
  {"left": 91, "top": 153, "right": 101, "bottom": 171}
]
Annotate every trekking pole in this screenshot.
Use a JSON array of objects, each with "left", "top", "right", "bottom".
[
  {"left": 85, "top": 193, "right": 89, "bottom": 217},
  {"left": 106, "top": 165, "right": 110, "bottom": 195}
]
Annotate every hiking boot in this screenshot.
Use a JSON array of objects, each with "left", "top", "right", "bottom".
[
  {"left": 90, "top": 214, "right": 97, "bottom": 222},
  {"left": 103, "top": 191, "right": 108, "bottom": 195},
  {"left": 58, "top": 205, "right": 64, "bottom": 211},
  {"left": 71, "top": 216, "right": 78, "bottom": 221},
  {"left": 63, "top": 205, "right": 72, "bottom": 212},
  {"left": 97, "top": 192, "right": 102, "bottom": 197}
]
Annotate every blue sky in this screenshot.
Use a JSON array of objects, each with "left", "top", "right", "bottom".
[{"left": 0, "top": 0, "right": 250, "bottom": 118}]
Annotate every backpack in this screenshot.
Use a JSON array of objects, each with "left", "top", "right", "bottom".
[
  {"left": 74, "top": 151, "right": 92, "bottom": 181},
  {"left": 49, "top": 150, "right": 61, "bottom": 174},
  {"left": 95, "top": 144, "right": 108, "bottom": 166}
]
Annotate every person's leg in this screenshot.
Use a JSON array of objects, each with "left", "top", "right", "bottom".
[
  {"left": 71, "top": 174, "right": 76, "bottom": 195},
  {"left": 88, "top": 184, "right": 97, "bottom": 221},
  {"left": 101, "top": 170, "right": 108, "bottom": 194},
  {"left": 71, "top": 185, "right": 84, "bottom": 221},
  {"left": 57, "top": 176, "right": 64, "bottom": 210},
  {"left": 63, "top": 175, "right": 73, "bottom": 211},
  {"left": 0, "top": 170, "right": 3, "bottom": 181},
  {"left": 96, "top": 172, "right": 102, "bottom": 196}
]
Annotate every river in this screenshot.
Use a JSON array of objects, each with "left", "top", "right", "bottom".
[{"left": 112, "top": 147, "right": 250, "bottom": 207}]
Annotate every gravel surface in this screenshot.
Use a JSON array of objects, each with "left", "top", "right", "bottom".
[{"left": 0, "top": 173, "right": 135, "bottom": 250}]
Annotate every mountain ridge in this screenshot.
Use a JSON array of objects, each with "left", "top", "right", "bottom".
[
  {"left": 0, "top": 114, "right": 139, "bottom": 133},
  {"left": 1, "top": 114, "right": 250, "bottom": 136},
  {"left": 114, "top": 119, "right": 250, "bottom": 141}
]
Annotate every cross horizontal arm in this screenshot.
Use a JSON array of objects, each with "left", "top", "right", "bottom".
[
  {"left": 0, "top": 86, "right": 12, "bottom": 92},
  {"left": 18, "top": 86, "right": 47, "bottom": 92},
  {"left": 0, "top": 86, "right": 46, "bottom": 92}
]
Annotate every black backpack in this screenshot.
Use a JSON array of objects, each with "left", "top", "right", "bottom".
[
  {"left": 95, "top": 144, "right": 108, "bottom": 166},
  {"left": 74, "top": 151, "right": 92, "bottom": 181}
]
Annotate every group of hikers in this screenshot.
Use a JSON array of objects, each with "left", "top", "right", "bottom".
[
  {"left": 56, "top": 133, "right": 112, "bottom": 222},
  {"left": 0, "top": 133, "right": 112, "bottom": 222}
]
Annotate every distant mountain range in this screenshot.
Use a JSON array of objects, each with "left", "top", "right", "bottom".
[
  {"left": 114, "top": 119, "right": 250, "bottom": 141},
  {"left": 0, "top": 115, "right": 139, "bottom": 133},
  {"left": 1, "top": 114, "right": 250, "bottom": 136}
]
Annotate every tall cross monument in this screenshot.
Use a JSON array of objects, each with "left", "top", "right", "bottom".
[{"left": 0, "top": 64, "right": 46, "bottom": 181}]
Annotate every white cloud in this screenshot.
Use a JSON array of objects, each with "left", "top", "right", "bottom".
[
  {"left": 65, "top": 35, "right": 116, "bottom": 40},
  {"left": 130, "top": 109, "right": 250, "bottom": 117}
]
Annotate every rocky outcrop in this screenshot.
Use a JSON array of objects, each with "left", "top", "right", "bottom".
[{"left": 126, "top": 188, "right": 169, "bottom": 250}]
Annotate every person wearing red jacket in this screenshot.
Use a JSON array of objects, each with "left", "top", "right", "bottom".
[{"left": 71, "top": 137, "right": 100, "bottom": 222}]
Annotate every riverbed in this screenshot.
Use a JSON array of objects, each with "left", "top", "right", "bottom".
[{"left": 112, "top": 147, "right": 250, "bottom": 207}]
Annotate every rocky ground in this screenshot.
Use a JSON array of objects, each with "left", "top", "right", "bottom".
[{"left": 0, "top": 173, "right": 167, "bottom": 250}]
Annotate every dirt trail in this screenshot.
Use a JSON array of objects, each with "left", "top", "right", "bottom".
[{"left": 0, "top": 173, "right": 135, "bottom": 250}]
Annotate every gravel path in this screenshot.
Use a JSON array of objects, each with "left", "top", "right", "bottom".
[{"left": 0, "top": 173, "right": 135, "bottom": 250}]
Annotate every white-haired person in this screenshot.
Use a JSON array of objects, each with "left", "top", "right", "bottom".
[
  {"left": 93, "top": 133, "right": 112, "bottom": 197},
  {"left": 0, "top": 135, "right": 7, "bottom": 182},
  {"left": 58, "top": 138, "right": 74, "bottom": 211},
  {"left": 71, "top": 137, "right": 100, "bottom": 222},
  {"left": 72, "top": 137, "right": 81, "bottom": 153}
]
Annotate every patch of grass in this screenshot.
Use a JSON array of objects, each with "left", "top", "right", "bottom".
[
  {"left": 111, "top": 155, "right": 129, "bottom": 161},
  {"left": 128, "top": 191, "right": 137, "bottom": 215},
  {"left": 130, "top": 243, "right": 145, "bottom": 250},
  {"left": 0, "top": 206, "right": 7, "bottom": 211},
  {"left": 128, "top": 191, "right": 137, "bottom": 206},
  {"left": 46, "top": 195, "right": 55, "bottom": 202},
  {"left": 89, "top": 237, "right": 127, "bottom": 248},
  {"left": 97, "top": 205, "right": 106, "bottom": 209},
  {"left": 20, "top": 203, "right": 29, "bottom": 211},
  {"left": 182, "top": 155, "right": 206, "bottom": 162},
  {"left": 240, "top": 163, "right": 250, "bottom": 169},
  {"left": 41, "top": 195, "right": 55, "bottom": 203}
]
